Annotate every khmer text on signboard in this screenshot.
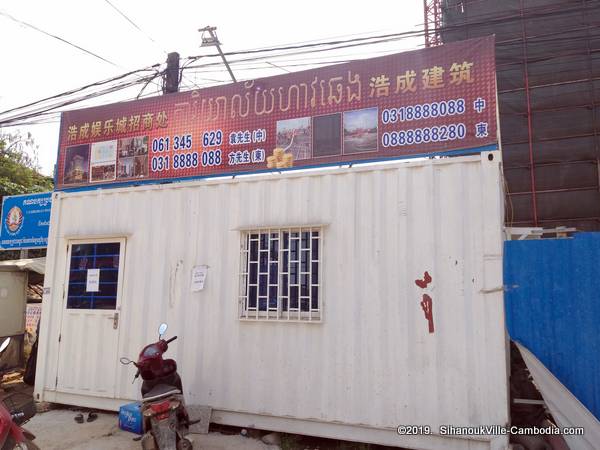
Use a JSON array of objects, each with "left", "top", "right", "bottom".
[{"left": 56, "top": 36, "right": 497, "bottom": 190}]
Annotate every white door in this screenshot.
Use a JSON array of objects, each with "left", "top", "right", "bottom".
[{"left": 56, "top": 239, "right": 125, "bottom": 397}]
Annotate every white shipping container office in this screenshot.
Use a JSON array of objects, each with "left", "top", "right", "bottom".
[{"left": 35, "top": 151, "right": 509, "bottom": 450}]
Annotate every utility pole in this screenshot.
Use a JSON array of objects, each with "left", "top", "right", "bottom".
[
  {"left": 163, "top": 52, "right": 180, "bottom": 94},
  {"left": 199, "top": 26, "right": 237, "bottom": 83}
]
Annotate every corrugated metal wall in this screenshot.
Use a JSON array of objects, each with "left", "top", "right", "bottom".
[
  {"left": 505, "top": 233, "right": 600, "bottom": 421},
  {"left": 36, "top": 152, "right": 508, "bottom": 449}
]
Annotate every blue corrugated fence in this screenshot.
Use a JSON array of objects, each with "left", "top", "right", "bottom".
[{"left": 504, "top": 232, "right": 600, "bottom": 420}]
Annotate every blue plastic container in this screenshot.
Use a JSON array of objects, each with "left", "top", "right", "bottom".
[{"left": 118, "top": 402, "right": 143, "bottom": 435}]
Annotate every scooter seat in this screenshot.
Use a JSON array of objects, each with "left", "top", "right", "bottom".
[{"left": 142, "top": 384, "right": 181, "bottom": 401}]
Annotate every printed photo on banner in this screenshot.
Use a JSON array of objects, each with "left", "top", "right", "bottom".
[
  {"left": 54, "top": 37, "right": 498, "bottom": 190},
  {"left": 343, "top": 107, "right": 378, "bottom": 154},
  {"left": 63, "top": 144, "right": 90, "bottom": 185},
  {"left": 90, "top": 140, "right": 117, "bottom": 182},
  {"left": 117, "top": 136, "right": 148, "bottom": 179},
  {"left": 134, "top": 155, "right": 148, "bottom": 177},
  {"left": 117, "top": 157, "right": 134, "bottom": 179},
  {"left": 313, "top": 113, "right": 342, "bottom": 157},
  {"left": 118, "top": 136, "right": 148, "bottom": 157},
  {"left": 276, "top": 117, "right": 312, "bottom": 160}
]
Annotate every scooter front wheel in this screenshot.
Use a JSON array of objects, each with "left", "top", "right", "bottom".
[
  {"left": 177, "top": 437, "right": 193, "bottom": 450},
  {"left": 14, "top": 438, "right": 41, "bottom": 450},
  {"left": 140, "top": 432, "right": 157, "bottom": 450}
]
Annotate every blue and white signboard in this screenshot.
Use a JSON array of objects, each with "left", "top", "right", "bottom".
[{"left": 0, "top": 192, "right": 52, "bottom": 250}]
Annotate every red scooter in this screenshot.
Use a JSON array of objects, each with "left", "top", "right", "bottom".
[
  {"left": 0, "top": 338, "right": 39, "bottom": 450},
  {"left": 121, "top": 323, "right": 193, "bottom": 450}
]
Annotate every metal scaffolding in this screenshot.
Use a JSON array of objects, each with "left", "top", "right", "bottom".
[
  {"left": 429, "top": 0, "right": 600, "bottom": 230},
  {"left": 424, "top": 0, "right": 443, "bottom": 47}
]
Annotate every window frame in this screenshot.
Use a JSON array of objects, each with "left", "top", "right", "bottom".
[
  {"left": 63, "top": 237, "right": 126, "bottom": 312},
  {"left": 238, "top": 226, "right": 323, "bottom": 322}
]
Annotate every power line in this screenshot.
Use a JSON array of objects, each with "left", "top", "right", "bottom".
[
  {"left": 4, "top": 81, "right": 166, "bottom": 126},
  {"left": 182, "top": 36, "right": 600, "bottom": 76},
  {"left": 266, "top": 61, "right": 291, "bottom": 73},
  {"left": 181, "top": 2, "right": 595, "bottom": 65},
  {"left": 0, "top": 10, "right": 119, "bottom": 67},
  {"left": 185, "top": 29, "right": 425, "bottom": 62},
  {"left": 0, "top": 67, "right": 165, "bottom": 127},
  {"left": 181, "top": 48, "right": 412, "bottom": 76},
  {"left": 215, "top": 27, "right": 400, "bottom": 55},
  {"left": 0, "top": 66, "right": 158, "bottom": 117},
  {"left": 4, "top": 3, "right": 597, "bottom": 127},
  {"left": 103, "top": 0, "right": 167, "bottom": 54},
  {"left": 0, "top": 75, "right": 155, "bottom": 126},
  {"left": 136, "top": 73, "right": 162, "bottom": 99},
  {"left": 188, "top": 48, "right": 400, "bottom": 75},
  {"left": 2, "top": 31, "right": 418, "bottom": 125},
  {"left": 183, "top": 35, "right": 419, "bottom": 71}
]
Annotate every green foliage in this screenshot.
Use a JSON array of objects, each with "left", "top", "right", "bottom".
[
  {"left": 0, "top": 131, "right": 53, "bottom": 201},
  {"left": 0, "top": 131, "right": 52, "bottom": 260}
]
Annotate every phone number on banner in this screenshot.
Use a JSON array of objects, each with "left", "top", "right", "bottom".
[
  {"left": 151, "top": 150, "right": 223, "bottom": 172},
  {"left": 382, "top": 98, "right": 466, "bottom": 123},
  {"left": 382, "top": 123, "right": 466, "bottom": 147}
]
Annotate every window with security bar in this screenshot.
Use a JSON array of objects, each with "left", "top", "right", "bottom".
[
  {"left": 239, "top": 227, "right": 322, "bottom": 321},
  {"left": 66, "top": 242, "right": 121, "bottom": 309}
]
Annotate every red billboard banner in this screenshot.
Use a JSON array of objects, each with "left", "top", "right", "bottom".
[{"left": 56, "top": 36, "right": 497, "bottom": 190}]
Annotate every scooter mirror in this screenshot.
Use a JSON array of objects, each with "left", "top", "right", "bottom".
[
  {"left": 158, "top": 322, "right": 168, "bottom": 338},
  {"left": 0, "top": 337, "right": 11, "bottom": 354},
  {"left": 120, "top": 357, "right": 133, "bottom": 365}
]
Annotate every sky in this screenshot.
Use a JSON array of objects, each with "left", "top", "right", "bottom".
[
  {"left": 0, "top": 0, "right": 424, "bottom": 176},
  {"left": 344, "top": 107, "right": 379, "bottom": 131}
]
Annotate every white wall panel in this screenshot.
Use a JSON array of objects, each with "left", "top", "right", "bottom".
[{"left": 36, "top": 152, "right": 509, "bottom": 449}]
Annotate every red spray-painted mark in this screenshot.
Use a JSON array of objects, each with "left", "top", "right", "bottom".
[
  {"left": 420, "top": 294, "right": 435, "bottom": 333},
  {"left": 414, "top": 271, "right": 434, "bottom": 334},
  {"left": 414, "top": 271, "right": 432, "bottom": 289}
]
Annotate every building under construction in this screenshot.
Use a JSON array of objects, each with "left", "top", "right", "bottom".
[{"left": 426, "top": 0, "right": 600, "bottom": 230}]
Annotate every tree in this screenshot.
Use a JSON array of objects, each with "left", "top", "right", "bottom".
[
  {"left": 0, "top": 131, "right": 53, "bottom": 201},
  {"left": 0, "top": 131, "right": 53, "bottom": 260}
]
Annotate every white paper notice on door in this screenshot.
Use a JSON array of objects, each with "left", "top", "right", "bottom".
[
  {"left": 191, "top": 265, "right": 208, "bottom": 292},
  {"left": 86, "top": 268, "right": 100, "bottom": 292}
]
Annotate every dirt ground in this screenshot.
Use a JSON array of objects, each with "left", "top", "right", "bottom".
[
  {"left": 26, "top": 409, "right": 278, "bottom": 450},
  {"left": 2, "top": 379, "right": 389, "bottom": 450}
]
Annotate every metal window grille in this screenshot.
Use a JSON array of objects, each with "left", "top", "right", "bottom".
[{"left": 239, "top": 227, "right": 322, "bottom": 321}]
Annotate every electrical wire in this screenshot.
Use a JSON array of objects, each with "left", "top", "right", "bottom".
[
  {"left": 0, "top": 6, "right": 164, "bottom": 98},
  {"left": 182, "top": 17, "right": 593, "bottom": 74},
  {"left": 185, "top": 29, "right": 426, "bottom": 62},
  {"left": 0, "top": 75, "right": 155, "bottom": 126},
  {"left": 184, "top": 46, "right": 406, "bottom": 71},
  {"left": 136, "top": 74, "right": 161, "bottom": 99},
  {"left": 183, "top": 0, "right": 595, "bottom": 65},
  {"left": 218, "top": 27, "right": 400, "bottom": 54},
  {"left": 182, "top": 35, "right": 419, "bottom": 72},
  {"left": 177, "top": 45, "right": 416, "bottom": 86},
  {"left": 8, "top": 23, "right": 595, "bottom": 126},
  {"left": 103, "top": 0, "right": 167, "bottom": 55},
  {"left": 0, "top": 66, "right": 159, "bottom": 117},
  {"left": 2, "top": 31, "right": 422, "bottom": 126},
  {"left": 3, "top": 3, "right": 599, "bottom": 128},
  {"left": 181, "top": 47, "right": 417, "bottom": 76},
  {"left": 0, "top": 9, "right": 119, "bottom": 67}
]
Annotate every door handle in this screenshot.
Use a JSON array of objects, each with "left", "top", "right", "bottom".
[{"left": 107, "top": 312, "right": 119, "bottom": 329}]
